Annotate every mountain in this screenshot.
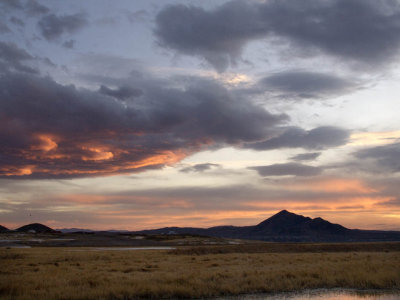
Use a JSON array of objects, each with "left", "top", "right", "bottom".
[
  {"left": 135, "top": 210, "right": 400, "bottom": 242},
  {"left": 0, "top": 225, "right": 9, "bottom": 233},
  {"left": 17, "top": 223, "right": 57, "bottom": 233},
  {"left": 243, "top": 210, "right": 350, "bottom": 241}
]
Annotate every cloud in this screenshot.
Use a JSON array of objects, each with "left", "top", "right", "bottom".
[
  {"left": 155, "top": 0, "right": 400, "bottom": 71},
  {"left": 2, "top": 175, "right": 394, "bottom": 229},
  {"left": 37, "top": 13, "right": 88, "bottom": 41},
  {"left": 1, "top": 0, "right": 49, "bottom": 15},
  {"left": 290, "top": 152, "right": 321, "bottom": 162},
  {"left": 155, "top": 1, "right": 263, "bottom": 72},
  {"left": 258, "top": 71, "right": 357, "bottom": 99},
  {"left": 354, "top": 142, "right": 400, "bottom": 173},
  {"left": 0, "top": 69, "right": 287, "bottom": 179},
  {"left": 0, "top": 42, "right": 37, "bottom": 74},
  {"left": 26, "top": 0, "right": 49, "bottom": 16},
  {"left": 0, "top": 0, "right": 23, "bottom": 10},
  {"left": 180, "top": 163, "right": 220, "bottom": 173},
  {"left": 249, "top": 163, "right": 323, "bottom": 177},
  {"left": 244, "top": 126, "right": 350, "bottom": 151},
  {"left": 126, "top": 10, "right": 149, "bottom": 23},
  {"left": 0, "top": 21, "right": 11, "bottom": 34},
  {"left": 62, "top": 39, "right": 75, "bottom": 49},
  {"left": 9, "top": 16, "right": 25, "bottom": 27},
  {"left": 99, "top": 85, "right": 143, "bottom": 100}
]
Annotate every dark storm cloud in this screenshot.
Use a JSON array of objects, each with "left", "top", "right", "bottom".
[
  {"left": 37, "top": 13, "right": 88, "bottom": 41},
  {"left": 0, "top": 68, "right": 287, "bottom": 179},
  {"left": 354, "top": 142, "right": 400, "bottom": 173},
  {"left": 155, "top": 0, "right": 400, "bottom": 71},
  {"left": 249, "top": 163, "right": 323, "bottom": 177},
  {"left": 0, "top": 42, "right": 37, "bottom": 74},
  {"left": 258, "top": 71, "right": 356, "bottom": 99},
  {"left": 244, "top": 126, "right": 350, "bottom": 151},
  {"left": 180, "top": 163, "right": 220, "bottom": 173},
  {"left": 99, "top": 85, "right": 143, "bottom": 100},
  {"left": 290, "top": 152, "right": 321, "bottom": 162}
]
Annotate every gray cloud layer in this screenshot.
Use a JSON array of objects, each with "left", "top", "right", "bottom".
[
  {"left": 258, "top": 71, "right": 357, "bottom": 99},
  {"left": 0, "top": 42, "right": 37, "bottom": 74},
  {"left": 354, "top": 142, "right": 400, "bottom": 173},
  {"left": 180, "top": 163, "right": 220, "bottom": 173},
  {"left": 290, "top": 152, "right": 321, "bottom": 162},
  {"left": 99, "top": 85, "right": 143, "bottom": 100},
  {"left": 249, "top": 163, "right": 323, "bottom": 177},
  {"left": 244, "top": 126, "right": 350, "bottom": 151},
  {"left": 155, "top": 0, "right": 400, "bottom": 71}
]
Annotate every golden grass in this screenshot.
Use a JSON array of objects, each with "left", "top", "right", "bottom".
[
  {"left": 169, "top": 242, "right": 400, "bottom": 255},
  {"left": 1, "top": 247, "right": 399, "bottom": 299}
]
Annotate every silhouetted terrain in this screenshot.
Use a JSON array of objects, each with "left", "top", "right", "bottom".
[
  {"left": 0, "top": 225, "right": 9, "bottom": 233},
  {"left": 135, "top": 210, "right": 400, "bottom": 242},
  {"left": 4, "top": 210, "right": 400, "bottom": 243},
  {"left": 17, "top": 223, "right": 57, "bottom": 233}
]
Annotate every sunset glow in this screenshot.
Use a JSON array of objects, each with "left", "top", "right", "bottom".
[{"left": 1, "top": 0, "right": 400, "bottom": 232}]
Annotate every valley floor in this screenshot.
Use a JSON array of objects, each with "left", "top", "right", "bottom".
[{"left": 1, "top": 244, "right": 400, "bottom": 299}]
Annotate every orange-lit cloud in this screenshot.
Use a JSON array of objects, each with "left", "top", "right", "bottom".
[
  {"left": 35, "top": 134, "right": 58, "bottom": 152},
  {"left": 81, "top": 146, "right": 114, "bottom": 161},
  {"left": 0, "top": 137, "right": 191, "bottom": 178},
  {"left": 349, "top": 131, "right": 400, "bottom": 147},
  {"left": 289, "top": 178, "right": 377, "bottom": 194},
  {"left": 1, "top": 166, "right": 34, "bottom": 176}
]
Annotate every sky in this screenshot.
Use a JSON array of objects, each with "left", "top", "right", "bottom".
[{"left": 1, "top": 0, "right": 400, "bottom": 231}]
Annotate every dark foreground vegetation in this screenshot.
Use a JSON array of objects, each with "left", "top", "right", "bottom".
[{"left": 1, "top": 243, "right": 399, "bottom": 299}]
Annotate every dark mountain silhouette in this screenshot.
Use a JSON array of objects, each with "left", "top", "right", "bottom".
[
  {"left": 0, "top": 225, "right": 9, "bottom": 233},
  {"left": 17, "top": 223, "right": 57, "bottom": 233},
  {"left": 134, "top": 210, "right": 400, "bottom": 242}
]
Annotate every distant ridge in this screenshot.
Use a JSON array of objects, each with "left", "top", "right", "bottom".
[
  {"left": 58, "top": 228, "right": 95, "bottom": 233},
  {"left": 7, "top": 211, "right": 400, "bottom": 242},
  {"left": 0, "top": 225, "right": 9, "bottom": 233},
  {"left": 17, "top": 223, "right": 57, "bottom": 233},
  {"left": 134, "top": 210, "right": 400, "bottom": 242}
]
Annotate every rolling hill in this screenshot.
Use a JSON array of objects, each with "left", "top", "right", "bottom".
[{"left": 16, "top": 223, "right": 57, "bottom": 233}]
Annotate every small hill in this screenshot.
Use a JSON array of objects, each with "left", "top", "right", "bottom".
[
  {"left": 0, "top": 225, "right": 9, "bottom": 233},
  {"left": 17, "top": 223, "right": 56, "bottom": 233}
]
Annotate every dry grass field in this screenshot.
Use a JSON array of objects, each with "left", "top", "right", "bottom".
[{"left": 1, "top": 244, "right": 400, "bottom": 299}]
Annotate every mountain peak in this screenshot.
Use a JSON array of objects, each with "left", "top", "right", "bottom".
[
  {"left": 275, "top": 209, "right": 291, "bottom": 216},
  {"left": 255, "top": 210, "right": 310, "bottom": 229}
]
